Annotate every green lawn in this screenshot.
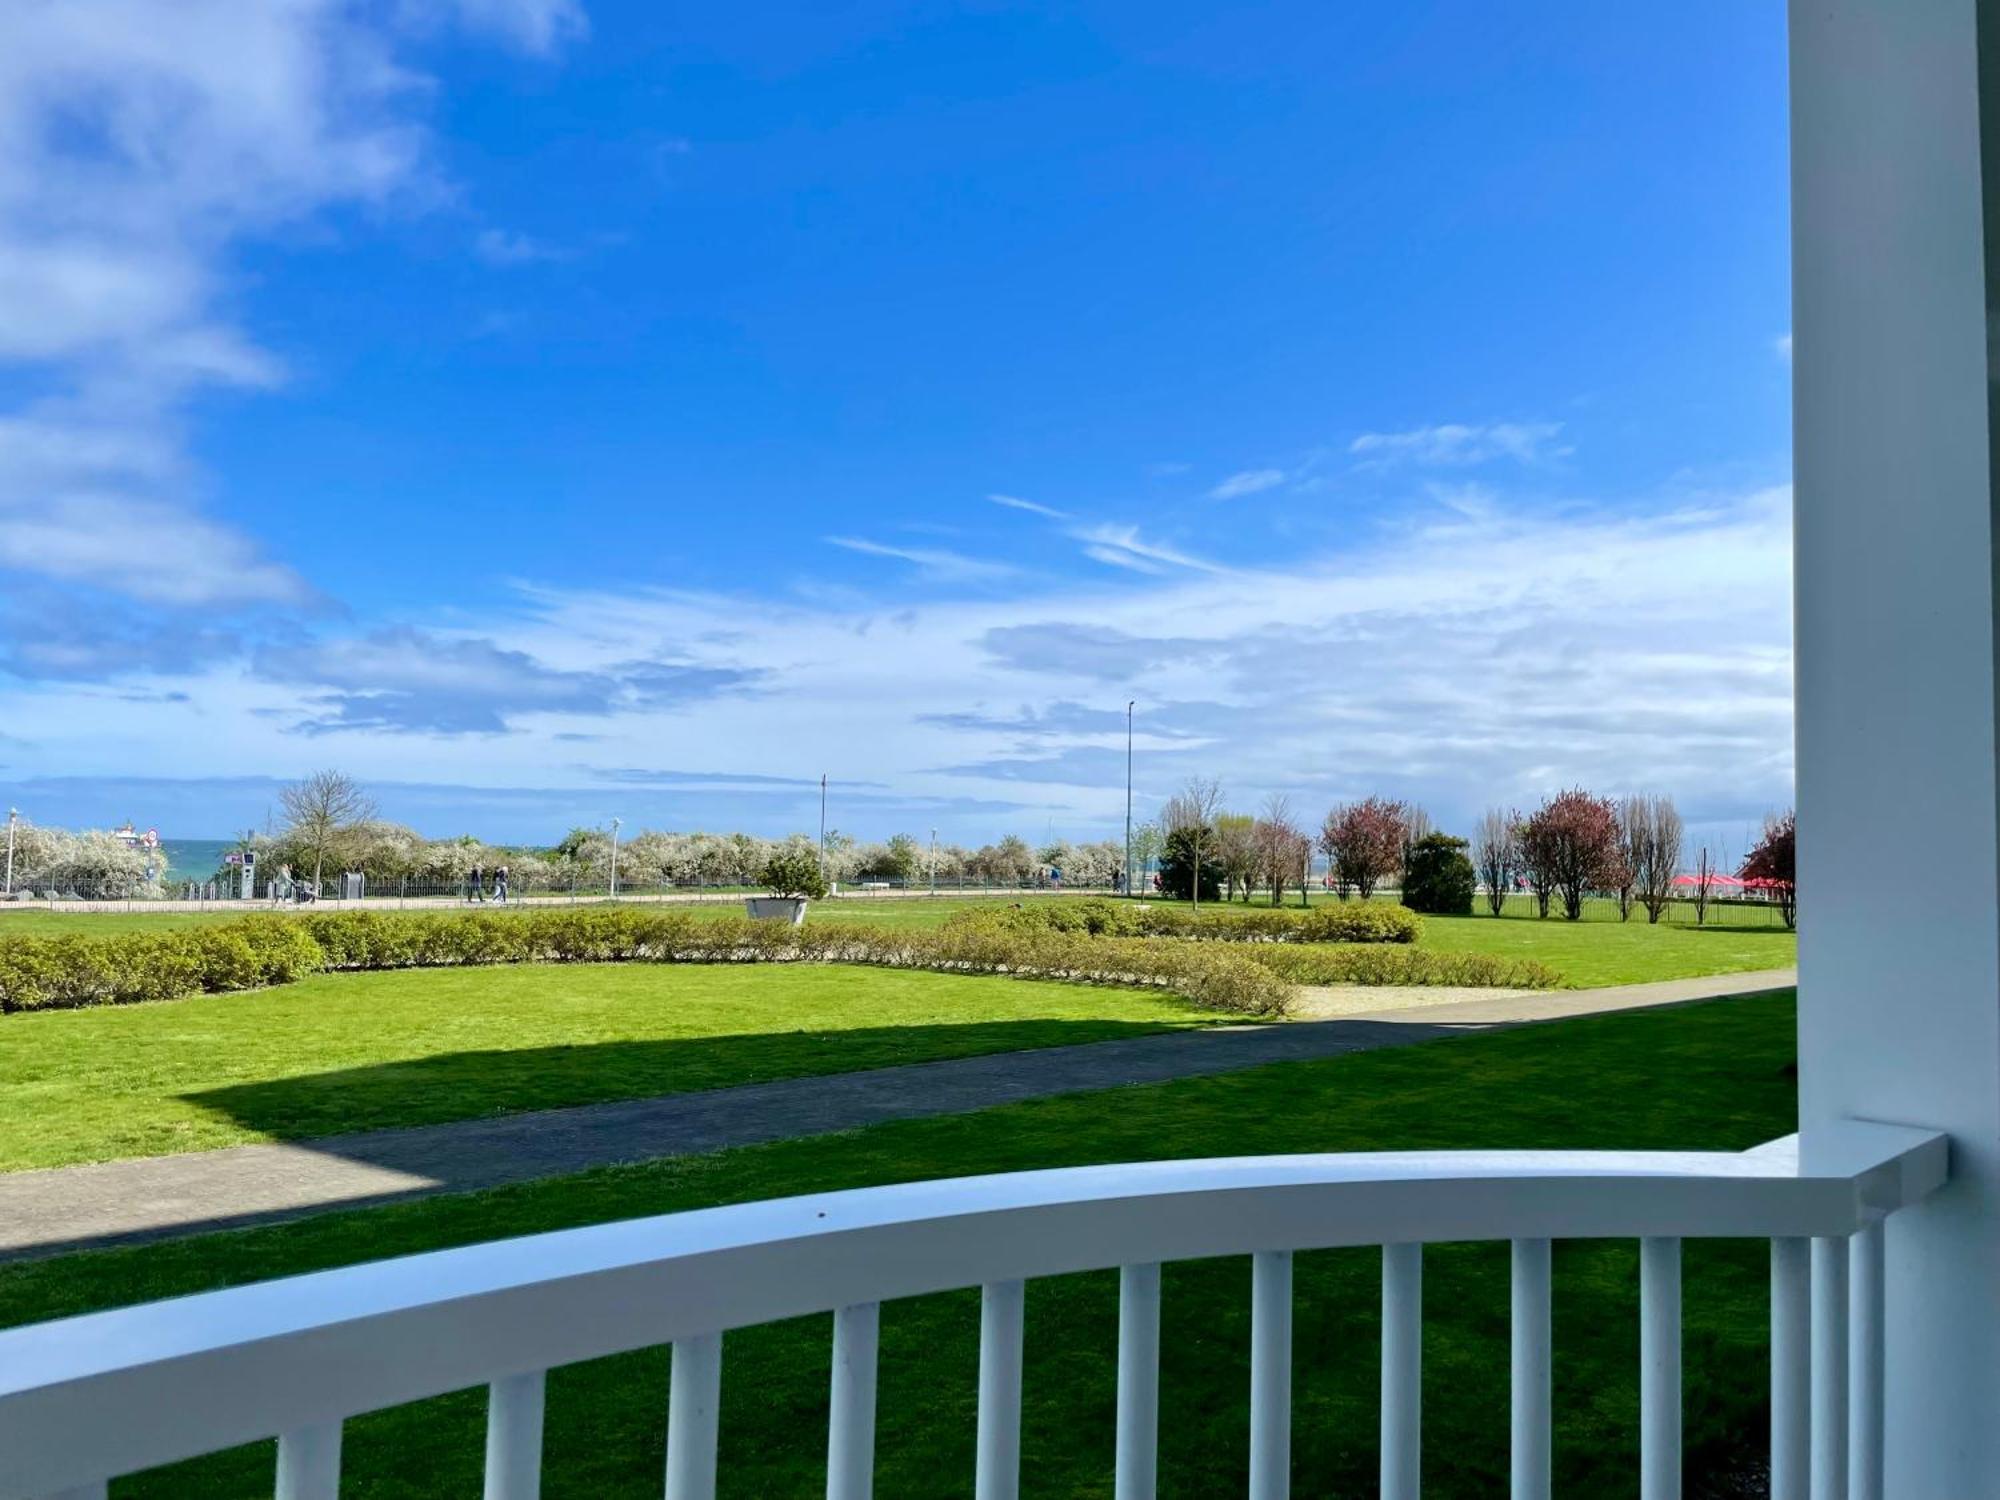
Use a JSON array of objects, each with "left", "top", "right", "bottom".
[
  {"left": 0, "top": 964, "right": 1213, "bottom": 1172},
  {"left": 1413, "top": 910, "right": 1795, "bottom": 988},
  {"left": 0, "top": 992, "right": 1798, "bottom": 1499}
]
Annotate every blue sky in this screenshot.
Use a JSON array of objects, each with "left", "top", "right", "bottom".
[{"left": 0, "top": 0, "right": 1794, "bottom": 854}]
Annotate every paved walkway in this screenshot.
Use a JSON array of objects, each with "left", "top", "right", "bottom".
[{"left": 0, "top": 967, "right": 1795, "bottom": 1262}]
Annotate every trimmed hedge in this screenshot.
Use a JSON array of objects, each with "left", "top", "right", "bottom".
[
  {"left": 0, "top": 907, "right": 1293, "bottom": 1019},
  {"left": 954, "top": 898, "right": 1422, "bottom": 945},
  {"left": 1243, "top": 944, "right": 1562, "bottom": 990},
  {"left": 0, "top": 918, "right": 325, "bottom": 1011}
]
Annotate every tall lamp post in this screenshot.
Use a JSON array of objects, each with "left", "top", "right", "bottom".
[
  {"left": 3, "top": 808, "right": 15, "bottom": 898},
  {"left": 1124, "top": 701, "right": 1135, "bottom": 900},
  {"left": 819, "top": 774, "right": 828, "bottom": 885},
  {"left": 608, "top": 816, "right": 622, "bottom": 900}
]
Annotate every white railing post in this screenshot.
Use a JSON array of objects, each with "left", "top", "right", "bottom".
[
  {"left": 1847, "top": 1224, "right": 1884, "bottom": 1500},
  {"left": 1381, "top": 1242, "right": 1421, "bottom": 1500},
  {"left": 484, "top": 1370, "right": 546, "bottom": 1500},
  {"left": 1249, "top": 1250, "right": 1293, "bottom": 1500},
  {"left": 1811, "top": 1237, "right": 1849, "bottom": 1500},
  {"left": 1771, "top": 1237, "right": 1811, "bottom": 1500},
  {"left": 827, "top": 1302, "right": 880, "bottom": 1500},
  {"left": 1115, "top": 1263, "right": 1161, "bottom": 1500},
  {"left": 1511, "top": 1238, "right": 1552, "bottom": 1500},
  {"left": 975, "top": 1280, "right": 1024, "bottom": 1500},
  {"left": 1640, "top": 1237, "right": 1681, "bottom": 1500},
  {"left": 665, "top": 1334, "right": 722, "bottom": 1500},
  {"left": 276, "top": 1422, "right": 342, "bottom": 1500}
]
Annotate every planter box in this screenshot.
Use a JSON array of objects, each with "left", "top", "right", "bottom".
[{"left": 745, "top": 896, "right": 809, "bottom": 925}]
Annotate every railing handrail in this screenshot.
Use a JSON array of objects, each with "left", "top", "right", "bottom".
[{"left": 0, "top": 1121, "right": 1946, "bottom": 1498}]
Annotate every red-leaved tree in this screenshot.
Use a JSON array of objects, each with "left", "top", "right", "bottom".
[
  {"left": 1740, "top": 809, "right": 1797, "bottom": 929},
  {"left": 1318, "top": 797, "right": 1408, "bottom": 902},
  {"left": 1519, "top": 789, "right": 1621, "bottom": 921}
]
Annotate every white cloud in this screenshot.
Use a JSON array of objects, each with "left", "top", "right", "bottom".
[
  {"left": 1774, "top": 333, "right": 1793, "bottom": 361},
  {"left": 1349, "top": 421, "right": 1571, "bottom": 469},
  {"left": 1071, "top": 524, "right": 1224, "bottom": 575},
  {"left": 987, "top": 493, "right": 1069, "bottom": 519},
  {"left": 1, "top": 484, "right": 1795, "bottom": 842},
  {"left": 475, "top": 228, "right": 567, "bottom": 266},
  {"left": 436, "top": 0, "right": 588, "bottom": 54},
  {"left": 0, "top": 0, "right": 587, "bottom": 608},
  {"left": 824, "top": 536, "right": 1018, "bottom": 583},
  {"left": 1207, "top": 468, "right": 1286, "bottom": 500}
]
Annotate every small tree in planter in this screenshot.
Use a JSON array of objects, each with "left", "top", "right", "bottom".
[{"left": 747, "top": 848, "right": 828, "bottom": 924}]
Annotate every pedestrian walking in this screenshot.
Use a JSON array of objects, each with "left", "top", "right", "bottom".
[
  {"left": 467, "top": 864, "right": 484, "bottom": 903},
  {"left": 493, "top": 864, "right": 509, "bottom": 904}
]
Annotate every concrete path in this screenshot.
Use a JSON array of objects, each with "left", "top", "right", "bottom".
[{"left": 0, "top": 967, "right": 1795, "bottom": 1262}]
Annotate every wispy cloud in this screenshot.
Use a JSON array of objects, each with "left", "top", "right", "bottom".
[
  {"left": 1349, "top": 421, "right": 1570, "bottom": 469},
  {"left": 987, "top": 493, "right": 1069, "bottom": 519},
  {"left": 474, "top": 229, "right": 568, "bottom": 266},
  {"left": 438, "top": 0, "right": 588, "bottom": 55},
  {"left": 1072, "top": 524, "right": 1224, "bottom": 576},
  {"left": 1774, "top": 332, "right": 1793, "bottom": 361},
  {"left": 1208, "top": 468, "right": 1286, "bottom": 500},
  {"left": 824, "top": 536, "right": 1017, "bottom": 582}
]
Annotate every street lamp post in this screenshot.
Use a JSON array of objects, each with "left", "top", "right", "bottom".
[
  {"left": 3, "top": 808, "right": 15, "bottom": 898},
  {"left": 609, "top": 817, "right": 622, "bottom": 900},
  {"left": 929, "top": 827, "right": 937, "bottom": 895},
  {"left": 819, "top": 774, "right": 828, "bottom": 885},
  {"left": 1125, "top": 702, "right": 1135, "bottom": 900}
]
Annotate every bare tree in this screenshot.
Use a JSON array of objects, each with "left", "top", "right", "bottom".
[
  {"left": 1473, "top": 809, "right": 1518, "bottom": 917},
  {"left": 1161, "top": 776, "right": 1225, "bottom": 912},
  {"left": 1615, "top": 797, "right": 1644, "bottom": 921},
  {"left": 1690, "top": 844, "right": 1718, "bottom": 926},
  {"left": 279, "top": 770, "right": 377, "bottom": 892},
  {"left": 1628, "top": 795, "right": 1685, "bottom": 924},
  {"left": 1253, "top": 794, "right": 1305, "bottom": 908},
  {"left": 1399, "top": 804, "right": 1434, "bottom": 892}
]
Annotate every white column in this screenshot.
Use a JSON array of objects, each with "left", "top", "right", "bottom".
[{"left": 1792, "top": 2, "right": 2000, "bottom": 1494}]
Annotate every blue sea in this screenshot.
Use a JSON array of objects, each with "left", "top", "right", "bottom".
[{"left": 157, "top": 839, "right": 236, "bottom": 881}]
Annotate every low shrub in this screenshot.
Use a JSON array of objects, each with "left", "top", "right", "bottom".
[
  {"left": 0, "top": 906, "right": 1294, "bottom": 1018},
  {"left": 0, "top": 920, "right": 328, "bottom": 1011},
  {"left": 1243, "top": 944, "right": 1561, "bottom": 990},
  {"left": 949, "top": 900, "right": 1422, "bottom": 945}
]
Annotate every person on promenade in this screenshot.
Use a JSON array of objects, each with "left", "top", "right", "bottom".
[
  {"left": 493, "top": 865, "right": 509, "bottom": 903},
  {"left": 467, "top": 864, "right": 483, "bottom": 903}
]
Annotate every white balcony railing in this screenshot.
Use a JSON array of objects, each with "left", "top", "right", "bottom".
[{"left": 0, "top": 1120, "right": 1946, "bottom": 1500}]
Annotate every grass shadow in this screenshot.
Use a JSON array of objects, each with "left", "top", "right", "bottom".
[{"left": 0, "top": 1015, "right": 1473, "bottom": 1261}]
